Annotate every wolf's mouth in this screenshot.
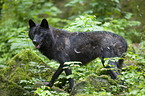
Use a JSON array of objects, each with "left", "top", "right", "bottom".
[{"left": 35, "top": 44, "right": 41, "bottom": 49}]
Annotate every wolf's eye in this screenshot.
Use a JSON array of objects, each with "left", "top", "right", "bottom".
[{"left": 32, "top": 32, "right": 34, "bottom": 37}]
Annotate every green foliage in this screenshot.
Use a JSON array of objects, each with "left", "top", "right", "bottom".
[
  {"left": 65, "top": 0, "right": 121, "bottom": 20},
  {"left": 121, "top": 65, "right": 145, "bottom": 95},
  {"left": 64, "top": 15, "right": 104, "bottom": 32},
  {"left": 103, "top": 13, "right": 141, "bottom": 42},
  {"left": 65, "top": 14, "right": 141, "bottom": 43},
  {"left": 8, "top": 27, "right": 33, "bottom": 53},
  {"left": 35, "top": 86, "right": 69, "bottom": 96},
  {"left": 1, "top": 0, "right": 61, "bottom": 27},
  {"left": 0, "top": 26, "right": 32, "bottom": 64}
]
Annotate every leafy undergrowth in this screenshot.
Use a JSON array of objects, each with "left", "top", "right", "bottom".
[{"left": 120, "top": 42, "right": 145, "bottom": 96}]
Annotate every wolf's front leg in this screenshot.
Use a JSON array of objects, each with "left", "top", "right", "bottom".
[{"left": 47, "top": 65, "right": 63, "bottom": 87}]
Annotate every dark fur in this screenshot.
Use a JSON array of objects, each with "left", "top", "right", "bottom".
[{"left": 29, "top": 19, "right": 128, "bottom": 90}]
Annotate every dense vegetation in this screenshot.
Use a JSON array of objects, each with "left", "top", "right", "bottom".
[{"left": 0, "top": 0, "right": 144, "bottom": 95}]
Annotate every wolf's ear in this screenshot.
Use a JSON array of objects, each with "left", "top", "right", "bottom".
[
  {"left": 40, "top": 19, "right": 49, "bottom": 28},
  {"left": 29, "top": 19, "right": 36, "bottom": 28}
]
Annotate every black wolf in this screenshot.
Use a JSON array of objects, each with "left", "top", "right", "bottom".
[{"left": 28, "top": 19, "right": 128, "bottom": 90}]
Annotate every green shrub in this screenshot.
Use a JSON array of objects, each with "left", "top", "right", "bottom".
[
  {"left": 65, "top": 14, "right": 141, "bottom": 43},
  {"left": 65, "top": 0, "right": 121, "bottom": 19},
  {"left": 1, "top": 0, "right": 61, "bottom": 27}
]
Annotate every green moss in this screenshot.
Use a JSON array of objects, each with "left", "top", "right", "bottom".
[
  {"left": 86, "top": 75, "right": 116, "bottom": 91},
  {"left": 70, "top": 81, "right": 88, "bottom": 95},
  {"left": 9, "top": 67, "right": 30, "bottom": 83},
  {"left": 71, "top": 75, "right": 116, "bottom": 95},
  {"left": 2, "top": 49, "right": 53, "bottom": 79},
  {"left": 0, "top": 74, "right": 25, "bottom": 96},
  {"left": 0, "top": 49, "right": 54, "bottom": 95}
]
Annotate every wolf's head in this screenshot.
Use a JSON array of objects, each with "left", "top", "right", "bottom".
[{"left": 29, "top": 19, "right": 53, "bottom": 49}]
